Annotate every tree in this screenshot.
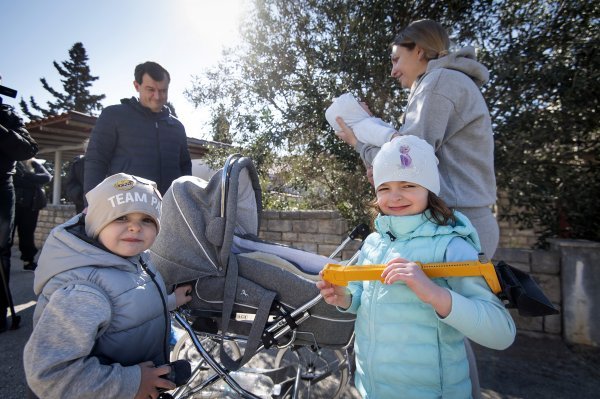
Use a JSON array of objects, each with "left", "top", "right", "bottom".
[
  {"left": 479, "top": 0, "right": 600, "bottom": 243},
  {"left": 188, "top": 0, "right": 599, "bottom": 243},
  {"left": 187, "top": 0, "right": 489, "bottom": 223},
  {"left": 20, "top": 42, "right": 105, "bottom": 119}
]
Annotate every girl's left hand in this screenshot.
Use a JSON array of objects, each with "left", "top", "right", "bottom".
[{"left": 382, "top": 257, "right": 452, "bottom": 317}]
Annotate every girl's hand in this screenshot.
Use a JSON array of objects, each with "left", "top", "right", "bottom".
[
  {"left": 382, "top": 257, "right": 452, "bottom": 317},
  {"left": 135, "top": 361, "right": 176, "bottom": 399},
  {"left": 334, "top": 117, "right": 358, "bottom": 148},
  {"left": 174, "top": 284, "right": 193, "bottom": 308},
  {"left": 316, "top": 271, "right": 352, "bottom": 309}
]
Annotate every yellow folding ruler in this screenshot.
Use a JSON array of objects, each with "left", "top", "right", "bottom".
[{"left": 321, "top": 260, "right": 502, "bottom": 294}]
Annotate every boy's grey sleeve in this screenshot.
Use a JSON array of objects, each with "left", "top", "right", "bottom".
[{"left": 24, "top": 285, "right": 141, "bottom": 399}]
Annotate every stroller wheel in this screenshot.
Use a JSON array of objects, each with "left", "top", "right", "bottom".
[
  {"left": 171, "top": 333, "right": 242, "bottom": 398},
  {"left": 273, "top": 346, "right": 350, "bottom": 399}
]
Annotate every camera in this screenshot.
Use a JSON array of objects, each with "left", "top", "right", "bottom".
[
  {"left": 0, "top": 84, "right": 17, "bottom": 99},
  {"left": 157, "top": 359, "right": 192, "bottom": 398}
]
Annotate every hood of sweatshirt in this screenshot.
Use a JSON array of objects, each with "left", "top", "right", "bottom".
[
  {"left": 34, "top": 215, "right": 146, "bottom": 295},
  {"left": 426, "top": 46, "right": 489, "bottom": 87}
]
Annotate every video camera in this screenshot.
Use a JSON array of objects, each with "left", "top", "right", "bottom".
[{"left": 0, "top": 84, "right": 17, "bottom": 99}]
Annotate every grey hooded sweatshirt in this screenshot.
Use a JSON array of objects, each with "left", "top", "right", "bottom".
[
  {"left": 358, "top": 46, "right": 496, "bottom": 209},
  {"left": 24, "top": 215, "right": 176, "bottom": 399}
]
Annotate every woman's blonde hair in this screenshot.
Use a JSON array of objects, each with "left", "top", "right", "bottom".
[{"left": 393, "top": 19, "right": 450, "bottom": 60}]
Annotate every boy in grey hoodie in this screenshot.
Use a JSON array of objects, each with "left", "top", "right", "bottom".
[{"left": 24, "top": 173, "right": 191, "bottom": 399}]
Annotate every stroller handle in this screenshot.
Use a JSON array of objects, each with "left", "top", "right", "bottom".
[{"left": 220, "top": 153, "right": 244, "bottom": 218}]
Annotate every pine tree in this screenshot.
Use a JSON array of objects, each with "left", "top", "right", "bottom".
[{"left": 20, "top": 42, "right": 105, "bottom": 120}]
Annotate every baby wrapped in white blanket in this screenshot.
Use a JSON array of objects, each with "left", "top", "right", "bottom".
[{"left": 325, "top": 92, "right": 397, "bottom": 147}]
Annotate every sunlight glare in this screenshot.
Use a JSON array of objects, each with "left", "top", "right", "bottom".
[{"left": 177, "top": 0, "right": 246, "bottom": 55}]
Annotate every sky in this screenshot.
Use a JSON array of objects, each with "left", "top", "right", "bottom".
[{"left": 1, "top": 0, "right": 248, "bottom": 140}]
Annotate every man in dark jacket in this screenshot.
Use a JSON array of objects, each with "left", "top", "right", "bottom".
[
  {"left": 0, "top": 101, "right": 38, "bottom": 332},
  {"left": 84, "top": 61, "right": 192, "bottom": 195}
]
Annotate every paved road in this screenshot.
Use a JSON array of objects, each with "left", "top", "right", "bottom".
[{"left": 2, "top": 254, "right": 599, "bottom": 398}]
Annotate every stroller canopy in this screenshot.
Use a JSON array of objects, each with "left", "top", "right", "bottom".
[{"left": 151, "top": 156, "right": 262, "bottom": 287}]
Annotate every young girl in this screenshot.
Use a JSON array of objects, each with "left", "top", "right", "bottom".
[{"left": 317, "top": 135, "right": 515, "bottom": 399}]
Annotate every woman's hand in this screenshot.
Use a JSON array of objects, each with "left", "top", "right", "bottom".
[
  {"left": 174, "top": 284, "right": 193, "bottom": 308},
  {"left": 381, "top": 257, "right": 452, "bottom": 317},
  {"left": 135, "top": 361, "right": 176, "bottom": 399},
  {"left": 334, "top": 117, "right": 358, "bottom": 148},
  {"left": 316, "top": 271, "right": 352, "bottom": 309},
  {"left": 358, "top": 101, "right": 373, "bottom": 116}
]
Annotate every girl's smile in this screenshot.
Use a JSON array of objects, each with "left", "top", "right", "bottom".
[{"left": 376, "top": 181, "right": 429, "bottom": 216}]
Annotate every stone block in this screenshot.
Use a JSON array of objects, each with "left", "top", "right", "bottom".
[
  {"left": 298, "top": 233, "right": 340, "bottom": 245},
  {"left": 281, "top": 232, "right": 299, "bottom": 242},
  {"left": 531, "top": 250, "right": 560, "bottom": 274},
  {"left": 267, "top": 219, "right": 292, "bottom": 232},
  {"left": 544, "top": 306, "right": 562, "bottom": 335},
  {"left": 512, "top": 309, "right": 543, "bottom": 332},
  {"left": 292, "top": 220, "right": 318, "bottom": 233},
  {"left": 261, "top": 210, "right": 279, "bottom": 220},
  {"left": 318, "top": 219, "right": 345, "bottom": 235},
  {"left": 493, "top": 248, "right": 531, "bottom": 264},
  {"left": 318, "top": 244, "right": 340, "bottom": 258},
  {"left": 260, "top": 231, "right": 282, "bottom": 242},
  {"left": 295, "top": 242, "right": 318, "bottom": 253},
  {"left": 534, "top": 274, "right": 561, "bottom": 304}
]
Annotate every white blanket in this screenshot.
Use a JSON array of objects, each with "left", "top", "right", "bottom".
[{"left": 325, "top": 92, "right": 397, "bottom": 147}]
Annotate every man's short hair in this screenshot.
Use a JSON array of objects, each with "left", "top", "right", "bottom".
[{"left": 134, "top": 61, "right": 170, "bottom": 84}]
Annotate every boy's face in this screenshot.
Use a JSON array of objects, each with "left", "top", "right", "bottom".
[{"left": 98, "top": 212, "right": 158, "bottom": 257}]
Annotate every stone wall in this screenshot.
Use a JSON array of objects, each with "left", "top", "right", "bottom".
[
  {"left": 492, "top": 248, "right": 562, "bottom": 338},
  {"left": 31, "top": 206, "right": 567, "bottom": 341},
  {"left": 34, "top": 204, "right": 77, "bottom": 248},
  {"left": 259, "top": 210, "right": 362, "bottom": 260}
]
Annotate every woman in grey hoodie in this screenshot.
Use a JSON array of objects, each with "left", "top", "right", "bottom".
[
  {"left": 335, "top": 19, "right": 499, "bottom": 262},
  {"left": 334, "top": 19, "right": 498, "bottom": 398}
]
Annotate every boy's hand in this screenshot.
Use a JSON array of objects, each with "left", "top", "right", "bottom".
[
  {"left": 334, "top": 117, "right": 358, "bottom": 148},
  {"left": 382, "top": 257, "right": 452, "bottom": 317},
  {"left": 135, "top": 361, "right": 176, "bottom": 399},
  {"left": 316, "top": 271, "right": 352, "bottom": 309},
  {"left": 174, "top": 284, "right": 193, "bottom": 308}
]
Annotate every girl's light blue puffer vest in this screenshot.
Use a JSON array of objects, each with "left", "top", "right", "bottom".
[{"left": 351, "top": 211, "right": 480, "bottom": 399}]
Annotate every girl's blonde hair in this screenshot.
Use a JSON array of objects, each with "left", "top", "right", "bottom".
[
  {"left": 393, "top": 19, "right": 450, "bottom": 60},
  {"left": 368, "top": 192, "right": 456, "bottom": 226}
]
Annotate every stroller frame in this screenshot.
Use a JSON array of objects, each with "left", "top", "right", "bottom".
[{"left": 156, "top": 154, "right": 364, "bottom": 398}]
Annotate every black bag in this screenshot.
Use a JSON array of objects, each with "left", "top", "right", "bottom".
[
  {"left": 495, "top": 261, "right": 559, "bottom": 317},
  {"left": 32, "top": 187, "right": 47, "bottom": 210}
]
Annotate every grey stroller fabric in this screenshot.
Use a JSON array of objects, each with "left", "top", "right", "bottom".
[{"left": 151, "top": 156, "right": 355, "bottom": 360}]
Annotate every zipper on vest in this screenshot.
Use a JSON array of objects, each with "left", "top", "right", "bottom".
[{"left": 139, "top": 257, "right": 170, "bottom": 364}]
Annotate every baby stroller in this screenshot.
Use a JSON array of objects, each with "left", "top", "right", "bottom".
[{"left": 151, "top": 154, "right": 364, "bottom": 398}]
